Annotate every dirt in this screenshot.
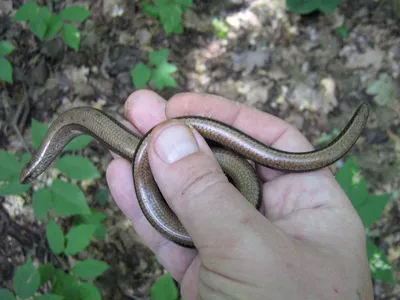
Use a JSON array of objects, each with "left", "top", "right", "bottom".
[{"left": 1, "top": 0, "right": 399, "bottom": 299}]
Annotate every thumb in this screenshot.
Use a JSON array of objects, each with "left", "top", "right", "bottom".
[{"left": 146, "top": 120, "right": 263, "bottom": 250}]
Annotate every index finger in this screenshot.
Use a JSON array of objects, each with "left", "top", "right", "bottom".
[{"left": 165, "top": 93, "right": 320, "bottom": 181}]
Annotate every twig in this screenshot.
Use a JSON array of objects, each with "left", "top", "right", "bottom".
[
  {"left": 11, "top": 88, "right": 31, "bottom": 154},
  {"left": 18, "top": 85, "right": 31, "bottom": 130},
  {"left": 0, "top": 205, "right": 39, "bottom": 248},
  {"left": 100, "top": 45, "right": 110, "bottom": 79}
]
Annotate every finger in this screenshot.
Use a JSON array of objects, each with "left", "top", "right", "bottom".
[
  {"left": 124, "top": 89, "right": 168, "bottom": 134},
  {"left": 106, "top": 158, "right": 196, "bottom": 280},
  {"left": 166, "top": 93, "right": 328, "bottom": 181},
  {"left": 107, "top": 90, "right": 197, "bottom": 280},
  {"left": 146, "top": 120, "right": 271, "bottom": 253}
]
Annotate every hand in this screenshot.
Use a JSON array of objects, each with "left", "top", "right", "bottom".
[{"left": 106, "top": 90, "right": 373, "bottom": 300}]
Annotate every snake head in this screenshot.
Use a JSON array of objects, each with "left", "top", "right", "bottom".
[{"left": 20, "top": 160, "right": 41, "bottom": 184}]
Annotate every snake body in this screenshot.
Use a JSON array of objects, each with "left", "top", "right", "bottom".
[{"left": 20, "top": 103, "right": 370, "bottom": 247}]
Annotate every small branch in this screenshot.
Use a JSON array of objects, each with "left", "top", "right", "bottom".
[
  {"left": 12, "top": 91, "right": 31, "bottom": 154},
  {"left": 100, "top": 45, "right": 110, "bottom": 79}
]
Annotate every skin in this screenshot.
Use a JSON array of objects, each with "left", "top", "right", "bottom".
[
  {"left": 20, "top": 99, "right": 368, "bottom": 248},
  {"left": 106, "top": 90, "right": 373, "bottom": 300}
]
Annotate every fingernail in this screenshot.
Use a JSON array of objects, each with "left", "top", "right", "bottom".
[{"left": 155, "top": 124, "right": 199, "bottom": 164}]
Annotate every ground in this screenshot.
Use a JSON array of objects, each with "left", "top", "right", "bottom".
[{"left": 0, "top": 0, "right": 399, "bottom": 299}]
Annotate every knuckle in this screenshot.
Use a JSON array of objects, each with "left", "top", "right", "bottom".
[{"left": 177, "top": 160, "right": 228, "bottom": 202}]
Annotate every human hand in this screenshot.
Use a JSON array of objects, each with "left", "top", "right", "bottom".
[{"left": 106, "top": 90, "right": 373, "bottom": 300}]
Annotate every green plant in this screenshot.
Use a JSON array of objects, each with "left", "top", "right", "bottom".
[
  {"left": 0, "top": 118, "right": 110, "bottom": 299},
  {"left": 335, "top": 24, "right": 349, "bottom": 38},
  {"left": 366, "top": 72, "right": 397, "bottom": 107},
  {"left": 0, "top": 41, "right": 15, "bottom": 83},
  {"left": 141, "top": 0, "right": 193, "bottom": 34},
  {"left": 0, "top": 257, "right": 107, "bottom": 299},
  {"left": 286, "top": 0, "right": 341, "bottom": 14},
  {"left": 336, "top": 155, "right": 394, "bottom": 282},
  {"left": 212, "top": 18, "right": 229, "bottom": 38},
  {"left": 150, "top": 273, "right": 181, "bottom": 300},
  {"left": 131, "top": 48, "right": 178, "bottom": 90},
  {"left": 14, "top": 1, "right": 91, "bottom": 51}
]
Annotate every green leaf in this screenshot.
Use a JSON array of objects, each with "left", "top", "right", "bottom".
[
  {"left": 64, "top": 224, "right": 96, "bottom": 255},
  {"left": 170, "top": 22, "right": 184, "bottom": 34},
  {"left": 175, "top": 0, "right": 193, "bottom": 9},
  {"left": 336, "top": 155, "right": 391, "bottom": 228},
  {"left": 0, "top": 56, "right": 13, "bottom": 83},
  {"left": 31, "top": 119, "right": 49, "bottom": 150},
  {"left": 75, "top": 210, "right": 108, "bottom": 240},
  {"left": 149, "top": 49, "right": 169, "bottom": 66},
  {"left": 155, "top": 0, "right": 169, "bottom": 5},
  {"left": 51, "top": 180, "right": 91, "bottom": 216},
  {"left": 38, "top": 263, "right": 56, "bottom": 285},
  {"left": 29, "top": 6, "right": 51, "bottom": 40},
  {"left": 0, "top": 177, "right": 31, "bottom": 195},
  {"left": 0, "top": 151, "right": 20, "bottom": 180},
  {"left": 336, "top": 156, "right": 367, "bottom": 206},
  {"left": 366, "top": 238, "right": 394, "bottom": 282},
  {"left": 152, "top": 61, "right": 178, "bottom": 90},
  {"left": 14, "top": 1, "right": 39, "bottom": 21},
  {"left": 95, "top": 188, "right": 109, "bottom": 207},
  {"left": 151, "top": 273, "right": 178, "bottom": 300},
  {"left": 62, "top": 24, "right": 80, "bottom": 51},
  {"left": 0, "top": 41, "right": 15, "bottom": 55},
  {"left": 357, "top": 194, "right": 391, "bottom": 228},
  {"left": 55, "top": 155, "right": 100, "bottom": 180},
  {"left": 34, "top": 294, "right": 64, "bottom": 300},
  {"left": 93, "top": 223, "right": 107, "bottom": 240},
  {"left": 72, "top": 259, "right": 109, "bottom": 279},
  {"left": 348, "top": 176, "right": 369, "bottom": 207},
  {"left": 318, "top": 0, "right": 340, "bottom": 13},
  {"left": 80, "top": 210, "right": 107, "bottom": 224},
  {"left": 159, "top": 3, "right": 182, "bottom": 34},
  {"left": 20, "top": 153, "right": 33, "bottom": 167},
  {"left": 13, "top": 258, "right": 41, "bottom": 299},
  {"left": 44, "top": 15, "right": 63, "bottom": 39},
  {"left": 64, "top": 135, "right": 92, "bottom": 151},
  {"left": 142, "top": 2, "right": 160, "bottom": 17},
  {"left": 46, "top": 220, "right": 65, "bottom": 254},
  {"left": 335, "top": 25, "right": 348, "bottom": 38},
  {"left": 61, "top": 5, "right": 91, "bottom": 22},
  {"left": 52, "top": 270, "right": 80, "bottom": 300},
  {"left": 286, "top": 0, "right": 317, "bottom": 14},
  {"left": 0, "top": 289, "right": 16, "bottom": 300},
  {"left": 131, "top": 63, "right": 152, "bottom": 89},
  {"left": 79, "top": 283, "right": 102, "bottom": 300},
  {"left": 33, "top": 188, "right": 52, "bottom": 220},
  {"left": 212, "top": 18, "right": 229, "bottom": 38},
  {"left": 286, "top": 0, "right": 339, "bottom": 14}
]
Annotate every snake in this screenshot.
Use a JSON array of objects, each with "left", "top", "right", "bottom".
[{"left": 20, "top": 103, "right": 370, "bottom": 248}]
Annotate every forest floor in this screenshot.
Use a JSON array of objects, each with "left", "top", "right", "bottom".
[{"left": 1, "top": 0, "right": 400, "bottom": 299}]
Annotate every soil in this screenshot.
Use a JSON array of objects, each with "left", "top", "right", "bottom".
[{"left": 1, "top": 0, "right": 399, "bottom": 299}]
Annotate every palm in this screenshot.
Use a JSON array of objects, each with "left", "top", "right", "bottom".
[{"left": 107, "top": 90, "right": 372, "bottom": 299}]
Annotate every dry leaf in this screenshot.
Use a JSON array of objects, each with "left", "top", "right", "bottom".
[
  {"left": 366, "top": 73, "right": 397, "bottom": 106},
  {"left": 232, "top": 50, "right": 270, "bottom": 74},
  {"left": 345, "top": 48, "right": 384, "bottom": 69}
]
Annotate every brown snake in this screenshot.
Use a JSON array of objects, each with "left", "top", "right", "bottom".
[{"left": 20, "top": 103, "right": 370, "bottom": 247}]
